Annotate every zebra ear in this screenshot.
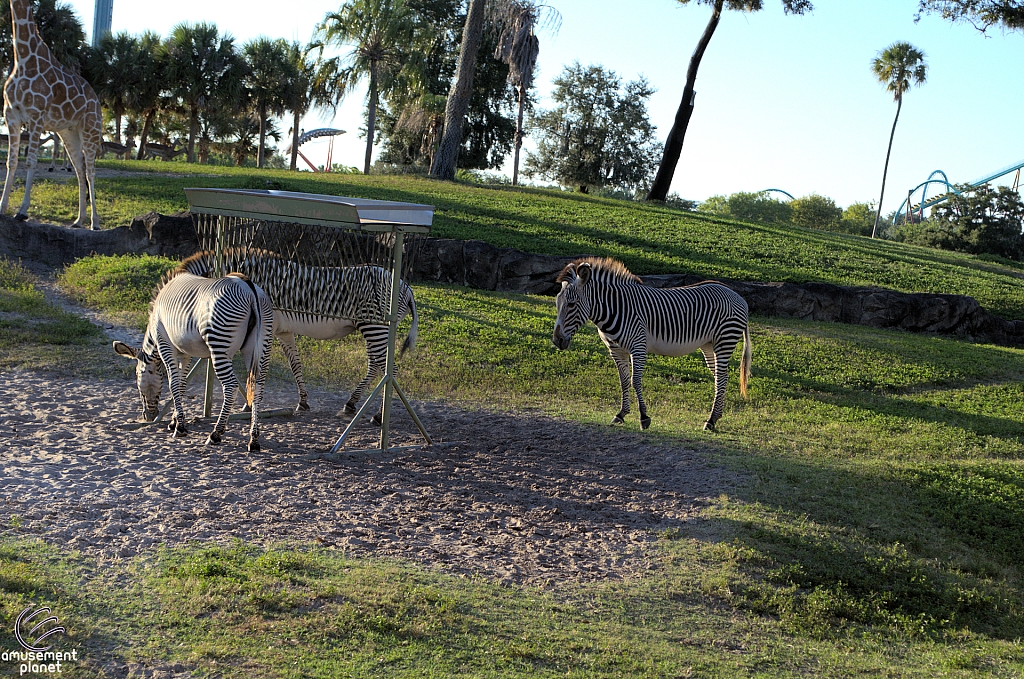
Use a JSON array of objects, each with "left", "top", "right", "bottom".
[
  {"left": 576, "top": 263, "right": 593, "bottom": 286},
  {"left": 112, "top": 341, "right": 139, "bottom": 359}
]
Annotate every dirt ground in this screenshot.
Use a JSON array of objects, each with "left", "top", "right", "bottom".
[{"left": 1, "top": 268, "right": 740, "bottom": 587}]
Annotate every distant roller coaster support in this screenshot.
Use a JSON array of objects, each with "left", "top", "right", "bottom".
[
  {"left": 285, "top": 128, "right": 346, "bottom": 173},
  {"left": 895, "top": 159, "right": 1024, "bottom": 225},
  {"left": 761, "top": 188, "right": 795, "bottom": 201}
]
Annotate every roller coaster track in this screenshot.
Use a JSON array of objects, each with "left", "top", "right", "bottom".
[{"left": 895, "top": 159, "right": 1024, "bottom": 224}]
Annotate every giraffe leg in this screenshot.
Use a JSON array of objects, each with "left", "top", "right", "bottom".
[
  {"left": 15, "top": 123, "right": 42, "bottom": 220},
  {"left": 83, "top": 128, "right": 100, "bottom": 230},
  {"left": 0, "top": 125, "right": 21, "bottom": 217},
  {"left": 608, "top": 346, "right": 632, "bottom": 425},
  {"left": 58, "top": 129, "right": 89, "bottom": 228}
]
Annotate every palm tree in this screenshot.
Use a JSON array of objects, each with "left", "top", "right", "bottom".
[
  {"left": 870, "top": 42, "right": 927, "bottom": 238},
  {"left": 132, "top": 31, "right": 168, "bottom": 160},
  {"left": 87, "top": 32, "right": 142, "bottom": 145},
  {"left": 243, "top": 37, "right": 294, "bottom": 168},
  {"left": 429, "top": 0, "right": 486, "bottom": 180},
  {"left": 164, "top": 22, "right": 245, "bottom": 163},
  {"left": 492, "top": 1, "right": 559, "bottom": 186},
  {"left": 282, "top": 42, "right": 335, "bottom": 171},
  {"left": 315, "top": 0, "right": 421, "bottom": 174}
]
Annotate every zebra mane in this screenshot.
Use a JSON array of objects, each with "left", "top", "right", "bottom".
[{"left": 557, "top": 257, "right": 641, "bottom": 284}]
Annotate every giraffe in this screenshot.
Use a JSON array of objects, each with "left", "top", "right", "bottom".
[{"left": 0, "top": 0, "right": 102, "bottom": 229}]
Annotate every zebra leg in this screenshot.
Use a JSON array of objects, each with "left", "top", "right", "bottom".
[
  {"left": 158, "top": 344, "right": 189, "bottom": 437},
  {"left": 700, "top": 343, "right": 717, "bottom": 372},
  {"left": 608, "top": 346, "right": 633, "bottom": 425},
  {"left": 705, "top": 339, "right": 739, "bottom": 431},
  {"left": 341, "top": 324, "right": 386, "bottom": 421},
  {"left": 631, "top": 351, "right": 651, "bottom": 430},
  {"left": 278, "top": 332, "right": 310, "bottom": 412},
  {"left": 207, "top": 351, "right": 240, "bottom": 446}
]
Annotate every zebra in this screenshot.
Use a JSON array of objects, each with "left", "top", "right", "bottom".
[
  {"left": 178, "top": 250, "right": 418, "bottom": 421},
  {"left": 551, "top": 257, "right": 751, "bottom": 432},
  {"left": 113, "top": 266, "right": 275, "bottom": 451}
]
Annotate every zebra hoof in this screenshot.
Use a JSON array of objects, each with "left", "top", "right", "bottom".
[
  {"left": 206, "top": 433, "right": 221, "bottom": 445},
  {"left": 703, "top": 421, "right": 717, "bottom": 432},
  {"left": 296, "top": 401, "right": 310, "bottom": 412},
  {"left": 171, "top": 426, "right": 188, "bottom": 438},
  {"left": 640, "top": 417, "right": 651, "bottom": 431},
  {"left": 611, "top": 415, "right": 625, "bottom": 425},
  {"left": 344, "top": 403, "right": 357, "bottom": 415},
  {"left": 248, "top": 440, "right": 261, "bottom": 453},
  {"left": 372, "top": 413, "right": 383, "bottom": 427},
  {"left": 13, "top": 213, "right": 27, "bottom": 221}
]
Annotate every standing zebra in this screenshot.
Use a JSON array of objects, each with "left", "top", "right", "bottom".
[
  {"left": 178, "top": 251, "right": 418, "bottom": 421},
  {"left": 552, "top": 257, "right": 751, "bottom": 431},
  {"left": 113, "top": 268, "right": 275, "bottom": 451}
]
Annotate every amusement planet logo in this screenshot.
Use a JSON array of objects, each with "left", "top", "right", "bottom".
[{"left": 2, "top": 605, "right": 78, "bottom": 676}]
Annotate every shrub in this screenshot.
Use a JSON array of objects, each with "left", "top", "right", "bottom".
[
  {"left": 838, "top": 202, "right": 878, "bottom": 236},
  {"left": 726, "top": 191, "right": 793, "bottom": 224},
  {"left": 791, "top": 194, "right": 843, "bottom": 231}
]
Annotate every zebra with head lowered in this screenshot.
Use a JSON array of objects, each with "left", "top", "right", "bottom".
[
  {"left": 552, "top": 257, "right": 751, "bottom": 432},
  {"left": 178, "top": 250, "right": 418, "bottom": 421},
  {"left": 113, "top": 266, "right": 275, "bottom": 451}
]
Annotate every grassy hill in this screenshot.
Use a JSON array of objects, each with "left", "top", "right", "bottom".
[{"left": 16, "top": 159, "right": 1024, "bottom": 320}]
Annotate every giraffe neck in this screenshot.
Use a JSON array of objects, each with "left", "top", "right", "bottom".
[{"left": 9, "top": 0, "right": 45, "bottom": 67}]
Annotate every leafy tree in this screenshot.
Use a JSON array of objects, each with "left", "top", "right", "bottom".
[
  {"left": 243, "top": 37, "right": 295, "bottom": 168},
  {"left": 645, "top": 0, "right": 813, "bottom": 202},
  {"left": 870, "top": 42, "right": 927, "bottom": 238},
  {"left": 492, "top": 0, "right": 559, "bottom": 185},
  {"left": 838, "top": 202, "right": 878, "bottom": 236},
  {"left": 524, "top": 63, "right": 662, "bottom": 194},
  {"left": 917, "top": 0, "right": 1024, "bottom": 32},
  {"left": 164, "top": 22, "right": 245, "bottom": 163},
  {"left": 315, "top": 0, "right": 423, "bottom": 174},
  {"left": 892, "top": 184, "right": 1024, "bottom": 259},
  {"left": 282, "top": 42, "right": 334, "bottom": 171},
  {"left": 430, "top": 0, "right": 486, "bottom": 179},
  {"left": 791, "top": 193, "right": 842, "bottom": 230},
  {"left": 87, "top": 32, "right": 143, "bottom": 144},
  {"left": 724, "top": 191, "right": 792, "bottom": 223},
  {"left": 0, "top": 0, "right": 87, "bottom": 77}
]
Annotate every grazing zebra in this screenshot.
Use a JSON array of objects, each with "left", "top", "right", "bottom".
[
  {"left": 178, "top": 250, "right": 418, "bottom": 421},
  {"left": 552, "top": 257, "right": 751, "bottom": 431},
  {"left": 113, "top": 267, "right": 274, "bottom": 451}
]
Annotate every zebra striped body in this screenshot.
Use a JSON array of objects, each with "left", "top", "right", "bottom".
[
  {"left": 179, "top": 251, "right": 418, "bottom": 419},
  {"left": 113, "top": 269, "right": 274, "bottom": 451},
  {"left": 552, "top": 258, "right": 751, "bottom": 431}
]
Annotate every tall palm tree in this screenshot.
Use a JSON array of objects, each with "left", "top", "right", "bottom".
[
  {"left": 164, "top": 22, "right": 245, "bottom": 163},
  {"left": 429, "top": 0, "right": 486, "bottom": 180},
  {"left": 283, "top": 42, "right": 334, "bottom": 171},
  {"left": 870, "top": 42, "right": 927, "bottom": 238},
  {"left": 243, "top": 37, "right": 294, "bottom": 168},
  {"left": 315, "top": 0, "right": 421, "bottom": 174},
  {"left": 492, "top": 1, "right": 559, "bottom": 186},
  {"left": 132, "top": 31, "right": 168, "bottom": 160},
  {"left": 87, "top": 32, "right": 142, "bottom": 145}
]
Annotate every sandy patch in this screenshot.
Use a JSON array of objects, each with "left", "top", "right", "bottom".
[{"left": 0, "top": 365, "right": 737, "bottom": 585}]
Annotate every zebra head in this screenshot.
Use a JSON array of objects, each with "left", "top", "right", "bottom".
[
  {"left": 112, "top": 341, "right": 165, "bottom": 421},
  {"left": 552, "top": 262, "right": 593, "bottom": 350}
]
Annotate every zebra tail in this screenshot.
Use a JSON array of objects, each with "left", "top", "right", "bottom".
[
  {"left": 740, "top": 325, "right": 752, "bottom": 400},
  {"left": 401, "top": 287, "right": 418, "bottom": 355},
  {"left": 239, "top": 281, "right": 264, "bottom": 408}
]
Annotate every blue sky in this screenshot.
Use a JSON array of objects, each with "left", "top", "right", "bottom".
[{"left": 63, "top": 0, "right": 1022, "bottom": 208}]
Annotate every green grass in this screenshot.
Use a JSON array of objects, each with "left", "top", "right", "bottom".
[
  {"left": 13, "top": 159, "right": 1024, "bottom": 319},
  {"left": 0, "top": 257, "right": 100, "bottom": 349}
]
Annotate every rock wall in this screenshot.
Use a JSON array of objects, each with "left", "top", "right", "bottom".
[{"left": 4, "top": 214, "right": 1023, "bottom": 346}]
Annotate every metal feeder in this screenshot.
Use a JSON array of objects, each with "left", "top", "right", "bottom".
[{"left": 184, "top": 188, "right": 434, "bottom": 453}]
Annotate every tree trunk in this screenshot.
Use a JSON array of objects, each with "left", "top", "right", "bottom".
[
  {"left": 872, "top": 94, "right": 903, "bottom": 238},
  {"left": 257, "top": 102, "right": 267, "bottom": 168},
  {"left": 430, "top": 0, "right": 487, "bottom": 180},
  {"left": 136, "top": 109, "right": 155, "bottom": 160},
  {"left": 646, "top": 0, "right": 723, "bottom": 202},
  {"left": 290, "top": 110, "right": 301, "bottom": 171},
  {"left": 364, "top": 61, "right": 378, "bottom": 174},
  {"left": 114, "top": 108, "right": 123, "bottom": 146},
  {"left": 187, "top": 106, "right": 199, "bottom": 163},
  {"left": 512, "top": 83, "right": 525, "bottom": 186}
]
